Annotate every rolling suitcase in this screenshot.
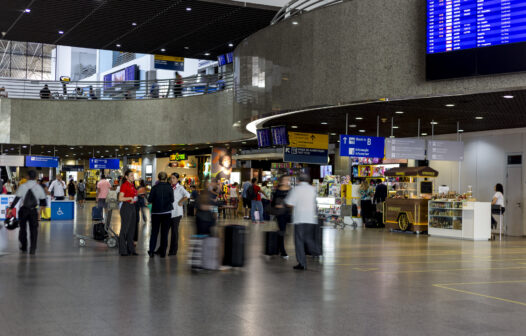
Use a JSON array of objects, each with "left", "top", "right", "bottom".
[
  {"left": 223, "top": 225, "right": 245, "bottom": 267},
  {"left": 188, "top": 235, "right": 219, "bottom": 270},
  {"left": 264, "top": 231, "right": 279, "bottom": 256},
  {"left": 93, "top": 222, "right": 106, "bottom": 241},
  {"left": 92, "top": 206, "right": 103, "bottom": 220}
]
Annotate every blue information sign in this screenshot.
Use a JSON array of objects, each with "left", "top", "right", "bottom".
[
  {"left": 339, "top": 135, "right": 385, "bottom": 158},
  {"left": 284, "top": 147, "right": 328, "bottom": 165},
  {"left": 25, "top": 156, "right": 59, "bottom": 168},
  {"left": 427, "top": 0, "right": 526, "bottom": 54},
  {"left": 271, "top": 126, "right": 289, "bottom": 146},
  {"left": 257, "top": 128, "right": 272, "bottom": 148},
  {"left": 89, "top": 158, "right": 120, "bottom": 170}
]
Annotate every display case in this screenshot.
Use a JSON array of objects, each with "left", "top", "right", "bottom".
[
  {"left": 317, "top": 196, "right": 342, "bottom": 225},
  {"left": 428, "top": 200, "right": 491, "bottom": 240}
]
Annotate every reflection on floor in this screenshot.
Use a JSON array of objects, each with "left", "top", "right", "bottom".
[{"left": 1, "top": 201, "right": 526, "bottom": 335}]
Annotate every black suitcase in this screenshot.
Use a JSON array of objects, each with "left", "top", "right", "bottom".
[
  {"left": 223, "top": 225, "right": 245, "bottom": 267},
  {"left": 264, "top": 231, "right": 279, "bottom": 256},
  {"left": 306, "top": 220, "right": 323, "bottom": 256},
  {"left": 187, "top": 202, "right": 195, "bottom": 216},
  {"left": 93, "top": 222, "right": 106, "bottom": 241}
]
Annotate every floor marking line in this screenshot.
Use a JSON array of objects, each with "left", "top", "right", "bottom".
[
  {"left": 433, "top": 284, "right": 526, "bottom": 307},
  {"left": 325, "top": 258, "right": 526, "bottom": 267},
  {"left": 377, "top": 266, "right": 526, "bottom": 274},
  {"left": 436, "top": 280, "right": 526, "bottom": 286}
]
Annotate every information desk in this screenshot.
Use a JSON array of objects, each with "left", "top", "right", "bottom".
[
  {"left": 428, "top": 201, "right": 491, "bottom": 241},
  {"left": 384, "top": 198, "right": 429, "bottom": 233},
  {"left": 50, "top": 201, "right": 75, "bottom": 220}
]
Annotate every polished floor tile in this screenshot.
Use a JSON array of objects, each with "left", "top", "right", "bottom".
[{"left": 2, "top": 201, "right": 526, "bottom": 335}]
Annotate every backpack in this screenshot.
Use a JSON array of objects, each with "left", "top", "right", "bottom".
[
  {"left": 106, "top": 190, "right": 119, "bottom": 210},
  {"left": 22, "top": 188, "right": 38, "bottom": 209},
  {"left": 246, "top": 185, "right": 255, "bottom": 201},
  {"left": 78, "top": 183, "right": 85, "bottom": 192}
]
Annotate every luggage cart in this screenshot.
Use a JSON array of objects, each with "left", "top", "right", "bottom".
[{"left": 75, "top": 214, "right": 118, "bottom": 248}]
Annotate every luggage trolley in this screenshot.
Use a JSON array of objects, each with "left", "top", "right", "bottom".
[{"left": 75, "top": 212, "right": 119, "bottom": 248}]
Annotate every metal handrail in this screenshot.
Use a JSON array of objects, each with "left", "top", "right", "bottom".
[
  {"left": 271, "top": 0, "right": 343, "bottom": 25},
  {"left": 0, "top": 72, "right": 233, "bottom": 100}
]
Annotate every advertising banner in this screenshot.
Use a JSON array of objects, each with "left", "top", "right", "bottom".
[
  {"left": 25, "top": 156, "right": 59, "bottom": 168},
  {"left": 339, "top": 135, "right": 385, "bottom": 158},
  {"left": 0, "top": 155, "right": 25, "bottom": 167},
  {"left": 211, "top": 147, "right": 235, "bottom": 181},
  {"left": 154, "top": 55, "right": 184, "bottom": 71},
  {"left": 0, "top": 195, "right": 16, "bottom": 220},
  {"left": 89, "top": 158, "right": 120, "bottom": 170},
  {"left": 427, "top": 140, "right": 464, "bottom": 161},
  {"left": 385, "top": 138, "right": 426, "bottom": 160}
]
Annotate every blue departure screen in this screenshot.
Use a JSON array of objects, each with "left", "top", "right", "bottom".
[{"left": 427, "top": 0, "right": 526, "bottom": 54}]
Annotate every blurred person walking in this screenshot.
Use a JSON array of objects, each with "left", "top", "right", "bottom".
[
  {"left": 39, "top": 84, "right": 50, "bottom": 99},
  {"left": 241, "top": 180, "right": 251, "bottom": 219},
  {"left": 147, "top": 172, "right": 174, "bottom": 258},
  {"left": 272, "top": 175, "right": 292, "bottom": 258},
  {"left": 285, "top": 174, "right": 319, "bottom": 270},
  {"left": 118, "top": 170, "right": 138, "bottom": 256},
  {"left": 195, "top": 182, "right": 216, "bottom": 235}
]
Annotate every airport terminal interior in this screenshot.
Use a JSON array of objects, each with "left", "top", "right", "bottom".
[{"left": 3, "top": 0, "right": 526, "bottom": 335}]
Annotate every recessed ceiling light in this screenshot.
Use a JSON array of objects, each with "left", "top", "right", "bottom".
[
  {"left": 195, "top": 147, "right": 199, "bottom": 149},
  {"left": 24, "top": 9, "right": 31, "bottom": 13},
  {"left": 137, "top": 146, "right": 141, "bottom": 149},
  {"left": 430, "top": 121, "right": 438, "bottom": 125},
  {"left": 445, "top": 104, "right": 455, "bottom": 107},
  {"left": 10, "top": 148, "right": 13, "bottom": 150},
  {"left": 65, "top": 154, "right": 69, "bottom": 157},
  {"left": 73, "top": 154, "right": 76, "bottom": 156},
  {"left": 458, "top": 129, "right": 464, "bottom": 132},
  {"left": 115, "top": 149, "right": 119, "bottom": 151},
  {"left": 292, "top": 21, "right": 299, "bottom": 25},
  {"left": 228, "top": 43, "right": 234, "bottom": 47},
  {"left": 184, "top": 46, "right": 189, "bottom": 50},
  {"left": 105, "top": 150, "right": 109, "bottom": 152},
  {"left": 392, "top": 126, "right": 399, "bottom": 129},
  {"left": 186, "top": 7, "right": 192, "bottom": 11},
  {"left": 355, "top": 117, "right": 363, "bottom": 120},
  {"left": 349, "top": 124, "right": 357, "bottom": 128},
  {"left": 242, "top": 142, "right": 247, "bottom": 144},
  {"left": 291, "top": 125, "right": 298, "bottom": 129},
  {"left": 475, "top": 116, "right": 484, "bottom": 120},
  {"left": 395, "top": 111, "right": 404, "bottom": 114},
  {"left": 116, "top": 44, "right": 121, "bottom": 47},
  {"left": 58, "top": 30, "right": 64, "bottom": 35},
  {"left": 147, "top": 145, "right": 152, "bottom": 147},
  {"left": 503, "top": 95, "right": 514, "bottom": 99},
  {"left": 70, "top": 147, "right": 74, "bottom": 149},
  {"left": 421, "top": 133, "right": 428, "bottom": 136},
  {"left": 330, "top": 133, "right": 337, "bottom": 135},
  {"left": 125, "top": 147, "right": 128, "bottom": 150},
  {"left": 47, "top": 150, "right": 51, "bottom": 153},
  {"left": 157, "top": 151, "right": 161, "bottom": 153},
  {"left": 390, "top": 135, "right": 395, "bottom": 138},
  {"left": 359, "top": 130, "right": 366, "bottom": 133},
  {"left": 321, "top": 122, "right": 328, "bottom": 125},
  {"left": 132, "top": 22, "right": 137, "bottom": 26},
  {"left": 22, "top": 145, "right": 27, "bottom": 148},
  {"left": 204, "top": 52, "right": 210, "bottom": 56},
  {"left": 209, "top": 146, "right": 213, "bottom": 148},
  {"left": 97, "top": 151, "right": 100, "bottom": 153},
  {"left": 161, "top": 48, "right": 166, "bottom": 52}
]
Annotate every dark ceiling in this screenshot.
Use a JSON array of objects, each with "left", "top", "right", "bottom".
[
  {"left": 0, "top": 0, "right": 277, "bottom": 59},
  {"left": 263, "top": 90, "right": 526, "bottom": 142}
]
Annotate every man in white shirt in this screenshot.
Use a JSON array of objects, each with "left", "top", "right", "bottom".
[
  {"left": 168, "top": 173, "right": 189, "bottom": 256},
  {"left": 48, "top": 175, "right": 66, "bottom": 200},
  {"left": 285, "top": 174, "right": 320, "bottom": 270}
]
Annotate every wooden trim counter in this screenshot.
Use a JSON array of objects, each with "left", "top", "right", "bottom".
[{"left": 384, "top": 198, "right": 429, "bottom": 233}]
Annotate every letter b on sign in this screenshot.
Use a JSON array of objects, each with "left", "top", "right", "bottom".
[{"left": 367, "top": 139, "right": 371, "bottom": 146}]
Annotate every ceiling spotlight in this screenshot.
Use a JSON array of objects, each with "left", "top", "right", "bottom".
[
  {"left": 321, "top": 122, "right": 328, "bottom": 125},
  {"left": 445, "top": 104, "right": 455, "bottom": 107},
  {"left": 47, "top": 150, "right": 51, "bottom": 153},
  {"left": 330, "top": 133, "right": 337, "bottom": 136},
  {"left": 24, "top": 8, "right": 31, "bottom": 13},
  {"left": 359, "top": 130, "right": 366, "bottom": 133},
  {"left": 421, "top": 133, "right": 428, "bottom": 136},
  {"left": 242, "top": 142, "right": 247, "bottom": 144},
  {"left": 147, "top": 145, "right": 152, "bottom": 147},
  {"left": 22, "top": 145, "right": 27, "bottom": 148},
  {"left": 65, "top": 154, "right": 69, "bottom": 157},
  {"left": 137, "top": 146, "right": 141, "bottom": 149},
  {"left": 292, "top": 21, "right": 299, "bottom": 25},
  {"left": 355, "top": 117, "right": 363, "bottom": 120},
  {"left": 161, "top": 48, "right": 166, "bottom": 52},
  {"left": 392, "top": 126, "right": 399, "bottom": 129},
  {"left": 458, "top": 129, "right": 464, "bottom": 132},
  {"left": 116, "top": 44, "right": 121, "bottom": 47},
  {"left": 291, "top": 125, "right": 298, "bottom": 129},
  {"left": 132, "top": 22, "right": 137, "bottom": 26},
  {"left": 228, "top": 43, "right": 234, "bottom": 47},
  {"left": 349, "top": 124, "right": 357, "bottom": 128},
  {"left": 430, "top": 121, "right": 438, "bottom": 125},
  {"left": 395, "top": 111, "right": 404, "bottom": 114},
  {"left": 475, "top": 116, "right": 484, "bottom": 120},
  {"left": 70, "top": 147, "right": 74, "bottom": 149},
  {"left": 58, "top": 30, "right": 64, "bottom": 35},
  {"left": 503, "top": 95, "right": 514, "bottom": 99},
  {"left": 186, "top": 7, "right": 192, "bottom": 11},
  {"left": 157, "top": 151, "right": 161, "bottom": 153},
  {"left": 97, "top": 150, "right": 100, "bottom": 153},
  {"left": 204, "top": 52, "right": 210, "bottom": 56},
  {"left": 209, "top": 146, "right": 213, "bottom": 148},
  {"left": 184, "top": 46, "right": 189, "bottom": 50}
]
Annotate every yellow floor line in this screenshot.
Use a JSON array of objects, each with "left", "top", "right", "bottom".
[
  {"left": 437, "top": 280, "right": 526, "bottom": 286},
  {"left": 326, "top": 258, "right": 526, "bottom": 267},
  {"left": 377, "top": 266, "right": 526, "bottom": 274},
  {"left": 433, "top": 284, "right": 526, "bottom": 307}
]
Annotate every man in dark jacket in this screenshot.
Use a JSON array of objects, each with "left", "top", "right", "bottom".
[
  {"left": 373, "top": 179, "right": 388, "bottom": 204},
  {"left": 147, "top": 172, "right": 174, "bottom": 258}
]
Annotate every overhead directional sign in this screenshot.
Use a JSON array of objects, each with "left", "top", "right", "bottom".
[
  {"left": 385, "top": 138, "right": 426, "bottom": 160},
  {"left": 339, "top": 135, "right": 385, "bottom": 158},
  {"left": 427, "top": 140, "right": 464, "bottom": 161},
  {"left": 285, "top": 132, "right": 328, "bottom": 165},
  {"left": 0, "top": 155, "right": 25, "bottom": 167},
  {"left": 154, "top": 55, "right": 184, "bottom": 71},
  {"left": 25, "top": 156, "right": 59, "bottom": 168},
  {"left": 89, "top": 158, "right": 120, "bottom": 170}
]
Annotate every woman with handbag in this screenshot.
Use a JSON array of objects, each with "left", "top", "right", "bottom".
[{"left": 271, "top": 175, "right": 291, "bottom": 258}]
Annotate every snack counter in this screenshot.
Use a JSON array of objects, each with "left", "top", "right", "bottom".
[{"left": 428, "top": 200, "right": 491, "bottom": 240}]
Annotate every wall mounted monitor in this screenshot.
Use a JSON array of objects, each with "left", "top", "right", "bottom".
[
  {"left": 257, "top": 128, "right": 272, "bottom": 148},
  {"left": 271, "top": 126, "right": 289, "bottom": 146},
  {"left": 427, "top": 1, "right": 526, "bottom": 80}
]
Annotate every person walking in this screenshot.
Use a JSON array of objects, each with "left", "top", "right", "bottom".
[
  {"left": 48, "top": 175, "right": 66, "bottom": 200},
  {"left": 261, "top": 180, "right": 272, "bottom": 221},
  {"left": 168, "top": 172, "right": 189, "bottom": 256},
  {"left": 195, "top": 182, "right": 216, "bottom": 235},
  {"left": 241, "top": 180, "right": 252, "bottom": 219},
  {"left": 77, "top": 179, "right": 86, "bottom": 207},
  {"left": 6, "top": 170, "right": 47, "bottom": 255},
  {"left": 271, "top": 175, "right": 292, "bottom": 259},
  {"left": 250, "top": 178, "right": 264, "bottom": 224},
  {"left": 147, "top": 172, "right": 174, "bottom": 258},
  {"left": 285, "top": 174, "right": 319, "bottom": 270},
  {"left": 96, "top": 174, "right": 111, "bottom": 217},
  {"left": 118, "top": 170, "right": 139, "bottom": 256},
  {"left": 67, "top": 179, "right": 76, "bottom": 200}
]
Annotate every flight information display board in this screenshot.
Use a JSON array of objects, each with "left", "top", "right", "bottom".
[{"left": 427, "top": 0, "right": 526, "bottom": 54}]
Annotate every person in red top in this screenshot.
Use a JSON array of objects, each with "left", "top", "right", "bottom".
[
  {"left": 118, "top": 170, "right": 138, "bottom": 256},
  {"left": 250, "top": 177, "right": 264, "bottom": 224}
]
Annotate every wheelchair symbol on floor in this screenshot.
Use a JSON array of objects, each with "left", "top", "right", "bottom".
[{"left": 56, "top": 208, "right": 64, "bottom": 216}]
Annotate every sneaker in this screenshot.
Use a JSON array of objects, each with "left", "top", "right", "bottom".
[
  {"left": 293, "top": 264, "right": 306, "bottom": 270},
  {"left": 280, "top": 254, "right": 289, "bottom": 259}
]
